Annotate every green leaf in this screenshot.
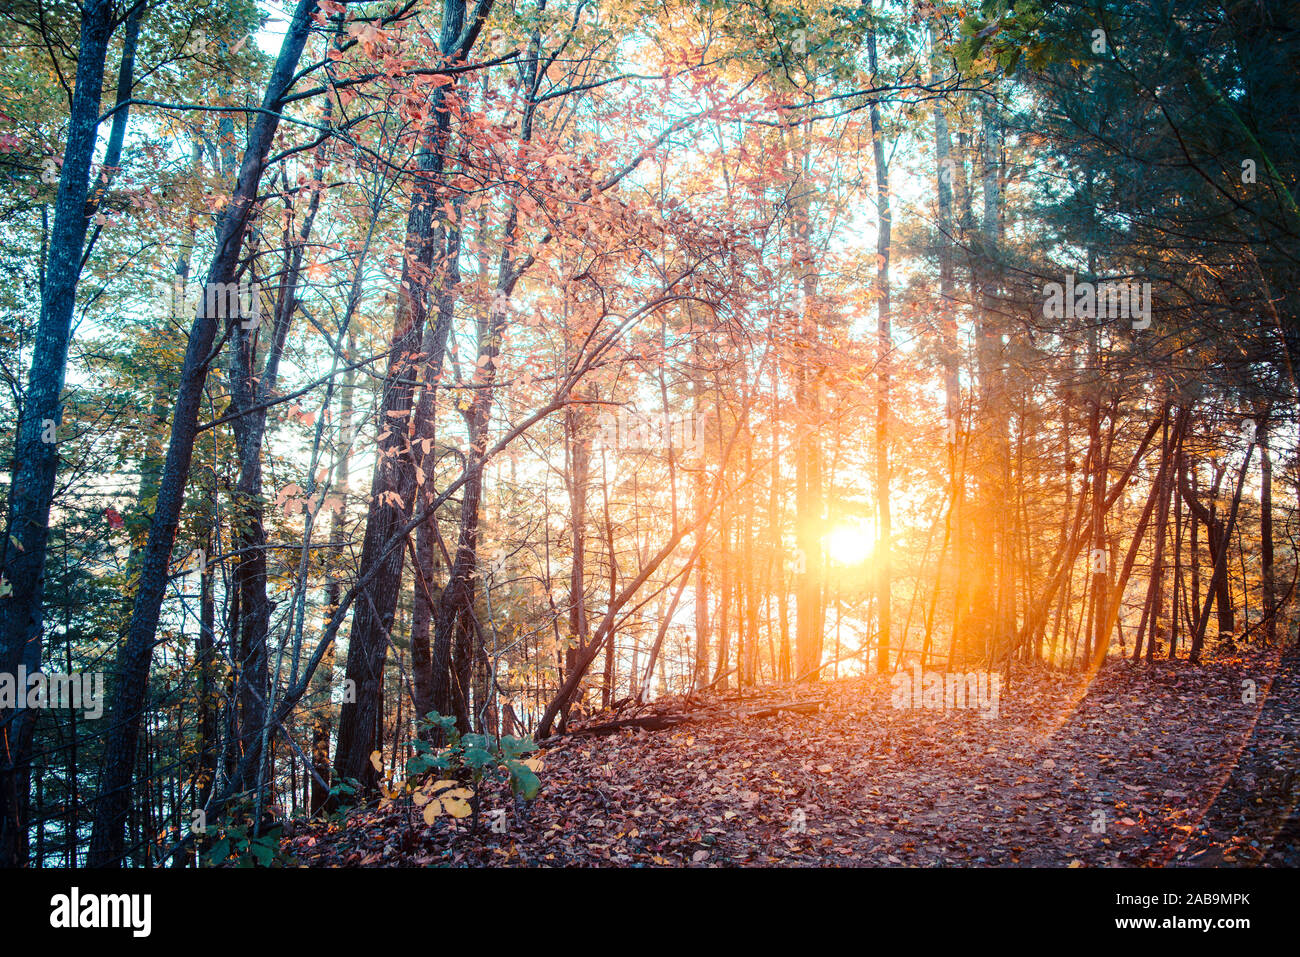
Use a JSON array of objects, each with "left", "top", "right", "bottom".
[
  {"left": 506, "top": 760, "right": 541, "bottom": 799},
  {"left": 205, "top": 837, "right": 231, "bottom": 864},
  {"left": 499, "top": 735, "right": 539, "bottom": 759},
  {"left": 422, "top": 712, "right": 458, "bottom": 734},
  {"left": 250, "top": 840, "right": 275, "bottom": 867},
  {"left": 405, "top": 753, "right": 443, "bottom": 775},
  {"left": 462, "top": 746, "right": 496, "bottom": 771}
]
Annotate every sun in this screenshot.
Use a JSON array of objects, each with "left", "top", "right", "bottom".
[{"left": 826, "top": 521, "right": 874, "bottom": 565}]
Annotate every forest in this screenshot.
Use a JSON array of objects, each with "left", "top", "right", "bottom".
[{"left": 0, "top": 0, "right": 1297, "bottom": 875}]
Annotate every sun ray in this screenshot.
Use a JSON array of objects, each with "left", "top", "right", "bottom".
[{"left": 826, "top": 520, "right": 874, "bottom": 566}]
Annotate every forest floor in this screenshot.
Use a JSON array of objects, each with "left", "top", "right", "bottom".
[{"left": 286, "top": 649, "right": 1300, "bottom": 867}]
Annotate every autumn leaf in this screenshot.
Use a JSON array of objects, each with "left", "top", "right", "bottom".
[{"left": 441, "top": 788, "right": 473, "bottom": 818}]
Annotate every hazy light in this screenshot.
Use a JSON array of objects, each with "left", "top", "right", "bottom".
[{"left": 826, "top": 521, "right": 873, "bottom": 566}]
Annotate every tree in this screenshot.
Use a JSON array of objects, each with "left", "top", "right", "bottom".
[{"left": 1, "top": 0, "right": 119, "bottom": 869}]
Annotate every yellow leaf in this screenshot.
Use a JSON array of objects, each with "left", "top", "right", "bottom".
[
  {"left": 412, "top": 791, "right": 431, "bottom": 807},
  {"left": 370, "top": 750, "right": 383, "bottom": 772},
  {"left": 423, "top": 801, "right": 441, "bottom": 824},
  {"left": 432, "top": 779, "right": 459, "bottom": 792},
  {"left": 522, "top": 758, "right": 544, "bottom": 773},
  {"left": 443, "top": 789, "right": 473, "bottom": 818}
]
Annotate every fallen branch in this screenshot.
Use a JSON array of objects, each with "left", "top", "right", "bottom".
[
  {"left": 737, "top": 700, "right": 825, "bottom": 720},
  {"left": 558, "top": 713, "right": 694, "bottom": 738},
  {"left": 557, "top": 697, "right": 826, "bottom": 739}
]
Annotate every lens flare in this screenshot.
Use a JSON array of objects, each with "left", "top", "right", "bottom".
[{"left": 826, "top": 521, "right": 873, "bottom": 565}]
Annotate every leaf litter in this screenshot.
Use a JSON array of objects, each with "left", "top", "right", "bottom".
[{"left": 286, "top": 651, "right": 1300, "bottom": 867}]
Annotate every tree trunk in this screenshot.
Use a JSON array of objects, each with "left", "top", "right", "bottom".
[
  {"left": 87, "top": 0, "right": 320, "bottom": 867},
  {"left": 868, "top": 15, "right": 892, "bottom": 674},
  {"left": 1260, "top": 423, "right": 1276, "bottom": 643},
  {"left": 335, "top": 0, "right": 491, "bottom": 785},
  {"left": 1189, "top": 444, "right": 1254, "bottom": 662},
  {"left": 0, "top": 0, "right": 116, "bottom": 868},
  {"left": 791, "top": 135, "right": 823, "bottom": 681}
]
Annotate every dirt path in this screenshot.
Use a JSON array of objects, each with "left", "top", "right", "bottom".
[{"left": 288, "top": 652, "right": 1300, "bottom": 867}]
